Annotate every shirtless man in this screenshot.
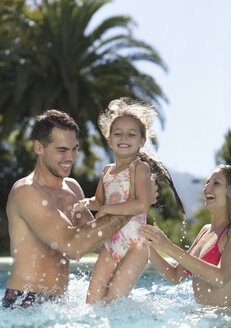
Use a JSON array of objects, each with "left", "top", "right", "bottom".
[{"left": 2, "top": 109, "right": 158, "bottom": 308}]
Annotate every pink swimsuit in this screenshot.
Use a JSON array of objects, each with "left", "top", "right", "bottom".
[
  {"left": 103, "top": 165, "right": 146, "bottom": 262},
  {"left": 187, "top": 223, "right": 230, "bottom": 276}
]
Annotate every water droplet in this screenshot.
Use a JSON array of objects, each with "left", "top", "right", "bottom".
[
  {"left": 128, "top": 269, "right": 132, "bottom": 275},
  {"left": 42, "top": 273, "right": 46, "bottom": 277},
  {"left": 60, "top": 259, "right": 66, "bottom": 265},
  {"left": 87, "top": 234, "right": 91, "bottom": 239},
  {"left": 91, "top": 222, "right": 97, "bottom": 229},
  {"left": 67, "top": 243, "right": 71, "bottom": 247},
  {"left": 13, "top": 248, "right": 18, "bottom": 254},
  {"left": 208, "top": 288, "right": 211, "bottom": 293},
  {"left": 98, "top": 231, "right": 103, "bottom": 237},
  {"left": 77, "top": 213, "right": 81, "bottom": 219},
  {"left": 51, "top": 242, "right": 58, "bottom": 250},
  {"left": 42, "top": 200, "right": 48, "bottom": 206},
  {"left": 136, "top": 243, "right": 142, "bottom": 250}
]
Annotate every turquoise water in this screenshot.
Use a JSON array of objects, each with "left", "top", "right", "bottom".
[{"left": 1, "top": 267, "right": 231, "bottom": 328}]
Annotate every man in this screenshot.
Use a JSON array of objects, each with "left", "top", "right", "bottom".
[{"left": 2, "top": 109, "right": 158, "bottom": 308}]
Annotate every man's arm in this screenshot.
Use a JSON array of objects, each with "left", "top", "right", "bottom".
[{"left": 9, "top": 184, "right": 132, "bottom": 261}]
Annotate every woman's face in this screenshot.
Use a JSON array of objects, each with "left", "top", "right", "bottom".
[{"left": 203, "top": 168, "right": 227, "bottom": 213}]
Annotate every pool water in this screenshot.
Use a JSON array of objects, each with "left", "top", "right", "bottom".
[{"left": 0, "top": 267, "right": 231, "bottom": 328}]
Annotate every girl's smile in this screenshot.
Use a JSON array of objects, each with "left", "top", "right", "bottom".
[{"left": 108, "top": 116, "right": 146, "bottom": 159}]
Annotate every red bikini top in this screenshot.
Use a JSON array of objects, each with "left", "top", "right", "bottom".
[{"left": 186, "top": 223, "right": 230, "bottom": 277}]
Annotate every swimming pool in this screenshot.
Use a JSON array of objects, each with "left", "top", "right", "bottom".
[{"left": 1, "top": 260, "right": 231, "bottom": 328}]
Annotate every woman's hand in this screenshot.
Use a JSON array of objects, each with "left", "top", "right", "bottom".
[
  {"left": 141, "top": 222, "right": 170, "bottom": 252},
  {"left": 151, "top": 174, "right": 158, "bottom": 205}
]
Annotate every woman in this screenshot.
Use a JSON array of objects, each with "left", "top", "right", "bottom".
[{"left": 141, "top": 164, "right": 231, "bottom": 306}]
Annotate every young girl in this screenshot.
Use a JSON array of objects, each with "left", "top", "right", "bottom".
[{"left": 74, "top": 97, "right": 185, "bottom": 304}]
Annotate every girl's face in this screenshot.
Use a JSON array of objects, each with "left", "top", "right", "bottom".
[
  {"left": 203, "top": 168, "right": 227, "bottom": 214},
  {"left": 108, "top": 116, "right": 146, "bottom": 159}
]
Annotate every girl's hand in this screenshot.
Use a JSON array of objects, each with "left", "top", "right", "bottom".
[
  {"left": 73, "top": 199, "right": 90, "bottom": 212},
  {"left": 141, "top": 222, "right": 170, "bottom": 252}
]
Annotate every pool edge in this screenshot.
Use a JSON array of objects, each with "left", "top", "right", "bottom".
[{"left": 0, "top": 256, "right": 159, "bottom": 273}]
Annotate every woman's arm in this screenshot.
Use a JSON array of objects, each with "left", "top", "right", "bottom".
[
  {"left": 96, "top": 161, "right": 152, "bottom": 219},
  {"left": 141, "top": 223, "right": 231, "bottom": 288},
  {"left": 148, "top": 246, "right": 188, "bottom": 284}
]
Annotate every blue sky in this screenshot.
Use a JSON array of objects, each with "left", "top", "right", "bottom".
[{"left": 95, "top": 0, "right": 231, "bottom": 178}]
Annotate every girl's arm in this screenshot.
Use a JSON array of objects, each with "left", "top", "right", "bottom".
[
  {"left": 96, "top": 161, "right": 152, "bottom": 219},
  {"left": 73, "top": 167, "right": 107, "bottom": 213},
  {"left": 141, "top": 223, "right": 231, "bottom": 288}
]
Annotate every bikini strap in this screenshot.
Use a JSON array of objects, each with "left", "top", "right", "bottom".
[{"left": 217, "top": 223, "right": 231, "bottom": 243}]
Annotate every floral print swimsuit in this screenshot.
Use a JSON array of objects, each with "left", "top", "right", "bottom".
[{"left": 103, "top": 165, "right": 146, "bottom": 262}]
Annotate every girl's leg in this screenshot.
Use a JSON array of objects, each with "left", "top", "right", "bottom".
[
  {"left": 86, "top": 245, "right": 118, "bottom": 304},
  {"left": 105, "top": 244, "right": 149, "bottom": 304}
]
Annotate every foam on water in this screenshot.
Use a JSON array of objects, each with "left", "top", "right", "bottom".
[{"left": 1, "top": 270, "right": 231, "bottom": 328}]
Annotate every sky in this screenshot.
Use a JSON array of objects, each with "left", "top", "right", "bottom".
[{"left": 94, "top": 0, "right": 231, "bottom": 178}]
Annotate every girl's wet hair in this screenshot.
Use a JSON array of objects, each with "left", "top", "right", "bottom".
[
  {"left": 98, "top": 97, "right": 156, "bottom": 140},
  {"left": 99, "top": 97, "right": 185, "bottom": 216},
  {"left": 138, "top": 151, "right": 185, "bottom": 215},
  {"left": 217, "top": 164, "right": 231, "bottom": 222}
]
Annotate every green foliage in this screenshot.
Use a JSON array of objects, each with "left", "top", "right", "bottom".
[
  {"left": 190, "top": 207, "right": 212, "bottom": 238},
  {"left": 0, "top": 0, "right": 167, "bottom": 154},
  {"left": 216, "top": 129, "right": 231, "bottom": 165},
  {"left": 0, "top": 125, "right": 35, "bottom": 211}
]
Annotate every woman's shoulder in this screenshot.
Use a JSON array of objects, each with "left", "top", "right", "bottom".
[{"left": 200, "top": 224, "right": 211, "bottom": 234}]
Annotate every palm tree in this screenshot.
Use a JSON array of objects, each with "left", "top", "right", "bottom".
[
  {"left": 0, "top": 0, "right": 167, "bottom": 156},
  {"left": 216, "top": 130, "right": 231, "bottom": 165}
]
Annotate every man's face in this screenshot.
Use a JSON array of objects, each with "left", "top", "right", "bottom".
[{"left": 41, "top": 127, "right": 79, "bottom": 178}]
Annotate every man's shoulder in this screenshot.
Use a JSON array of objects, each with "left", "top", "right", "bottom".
[
  {"left": 64, "top": 177, "right": 81, "bottom": 188},
  {"left": 11, "top": 173, "right": 34, "bottom": 192},
  {"left": 9, "top": 173, "right": 41, "bottom": 200},
  {"left": 64, "top": 177, "right": 84, "bottom": 195}
]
